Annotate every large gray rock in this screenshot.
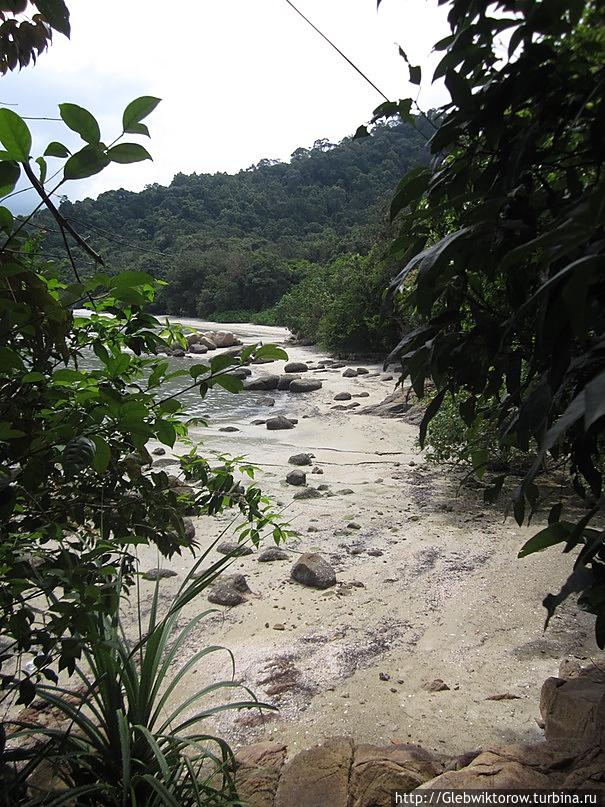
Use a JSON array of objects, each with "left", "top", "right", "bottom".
[
  {"left": 289, "top": 379, "right": 322, "bottom": 393},
  {"left": 258, "top": 547, "right": 290, "bottom": 562},
  {"left": 222, "top": 573, "right": 251, "bottom": 592},
  {"left": 244, "top": 375, "right": 280, "bottom": 391},
  {"left": 293, "top": 487, "right": 322, "bottom": 500},
  {"left": 183, "top": 518, "right": 195, "bottom": 544},
  {"left": 286, "top": 469, "right": 306, "bottom": 486},
  {"left": 284, "top": 362, "right": 309, "bottom": 373},
  {"left": 213, "top": 331, "right": 240, "bottom": 348},
  {"left": 356, "top": 367, "right": 370, "bottom": 375},
  {"left": 342, "top": 368, "right": 358, "bottom": 378},
  {"left": 143, "top": 568, "right": 177, "bottom": 581},
  {"left": 189, "top": 343, "right": 208, "bottom": 354},
  {"left": 334, "top": 391, "right": 352, "bottom": 401},
  {"left": 277, "top": 374, "right": 300, "bottom": 390},
  {"left": 199, "top": 336, "right": 217, "bottom": 350},
  {"left": 266, "top": 416, "right": 296, "bottom": 430},
  {"left": 289, "top": 452, "right": 312, "bottom": 466},
  {"left": 208, "top": 583, "right": 245, "bottom": 606},
  {"left": 291, "top": 553, "right": 336, "bottom": 589},
  {"left": 216, "top": 541, "right": 254, "bottom": 557}
]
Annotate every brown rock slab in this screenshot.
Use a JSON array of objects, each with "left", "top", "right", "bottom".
[
  {"left": 540, "top": 667, "right": 605, "bottom": 750},
  {"left": 423, "top": 679, "right": 450, "bottom": 692},
  {"left": 274, "top": 737, "right": 353, "bottom": 807},
  {"left": 349, "top": 743, "right": 442, "bottom": 806}
]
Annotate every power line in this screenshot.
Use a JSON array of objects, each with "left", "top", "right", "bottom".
[{"left": 283, "top": 0, "right": 390, "bottom": 103}]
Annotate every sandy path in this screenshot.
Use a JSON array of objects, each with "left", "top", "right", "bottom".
[{"left": 134, "top": 327, "right": 600, "bottom": 758}]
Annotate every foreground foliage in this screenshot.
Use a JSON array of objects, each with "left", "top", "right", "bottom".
[
  {"left": 383, "top": 0, "right": 605, "bottom": 643},
  {"left": 8, "top": 552, "right": 270, "bottom": 806}
]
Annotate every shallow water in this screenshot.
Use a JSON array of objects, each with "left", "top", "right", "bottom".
[{"left": 76, "top": 313, "right": 293, "bottom": 423}]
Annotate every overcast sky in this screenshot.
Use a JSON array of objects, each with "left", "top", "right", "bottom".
[{"left": 2, "top": 0, "right": 450, "bottom": 212}]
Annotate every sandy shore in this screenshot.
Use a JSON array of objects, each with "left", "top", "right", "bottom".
[{"left": 135, "top": 324, "right": 600, "bottom": 758}]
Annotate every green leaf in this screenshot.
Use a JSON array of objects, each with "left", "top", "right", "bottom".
[
  {"left": 44, "top": 141, "right": 70, "bottom": 158},
  {"left": 0, "top": 346, "right": 24, "bottom": 371},
  {"left": 59, "top": 103, "right": 101, "bottom": 145},
  {"left": 518, "top": 522, "right": 573, "bottom": 558},
  {"left": 210, "top": 354, "right": 239, "bottom": 373},
  {"left": 156, "top": 420, "right": 176, "bottom": 448},
  {"left": 0, "top": 160, "right": 20, "bottom": 196},
  {"left": 470, "top": 448, "right": 489, "bottom": 479},
  {"left": 0, "top": 206, "right": 13, "bottom": 233},
  {"left": 0, "top": 109, "right": 31, "bottom": 161},
  {"left": 213, "top": 374, "right": 244, "bottom": 393},
  {"left": 254, "top": 344, "right": 288, "bottom": 361},
  {"left": 35, "top": 156, "right": 47, "bottom": 184},
  {"left": 34, "top": 0, "right": 71, "bottom": 37},
  {"left": 63, "top": 145, "right": 110, "bottom": 180},
  {"left": 122, "top": 96, "right": 161, "bottom": 133},
  {"left": 390, "top": 167, "right": 431, "bottom": 220},
  {"left": 107, "top": 143, "right": 152, "bottom": 164},
  {"left": 90, "top": 435, "right": 110, "bottom": 474}
]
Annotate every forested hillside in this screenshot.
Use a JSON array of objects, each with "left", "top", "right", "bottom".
[{"left": 43, "top": 119, "right": 429, "bottom": 331}]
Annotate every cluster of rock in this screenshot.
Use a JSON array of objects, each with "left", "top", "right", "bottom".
[
  {"left": 233, "top": 663, "right": 605, "bottom": 806},
  {"left": 203, "top": 551, "right": 336, "bottom": 606},
  {"left": 162, "top": 330, "right": 243, "bottom": 356}
]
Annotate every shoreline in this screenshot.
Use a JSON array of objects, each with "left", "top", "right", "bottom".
[{"left": 135, "top": 322, "right": 599, "bottom": 758}]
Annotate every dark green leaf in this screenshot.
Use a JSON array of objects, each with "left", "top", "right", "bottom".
[
  {"left": 122, "top": 96, "right": 161, "bottom": 133},
  {"left": 213, "top": 374, "right": 244, "bottom": 393},
  {"left": 90, "top": 435, "right": 110, "bottom": 474},
  {"left": 44, "top": 141, "right": 70, "bottom": 158},
  {"left": 518, "top": 522, "right": 573, "bottom": 558},
  {"left": 63, "top": 145, "right": 110, "bottom": 180},
  {"left": 409, "top": 65, "right": 421, "bottom": 85},
  {"left": 108, "top": 143, "right": 152, "bottom": 164},
  {"left": 156, "top": 420, "right": 176, "bottom": 448},
  {"left": 254, "top": 344, "right": 288, "bottom": 361},
  {"left": 0, "top": 109, "right": 31, "bottom": 161},
  {"left": 34, "top": 0, "right": 70, "bottom": 37},
  {"left": 0, "top": 205, "right": 13, "bottom": 233},
  {"left": 59, "top": 103, "right": 101, "bottom": 145},
  {"left": 35, "top": 156, "right": 47, "bottom": 184},
  {"left": 0, "top": 160, "right": 20, "bottom": 196}
]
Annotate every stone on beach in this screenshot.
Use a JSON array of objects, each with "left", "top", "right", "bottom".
[
  {"left": 291, "top": 553, "right": 336, "bottom": 589},
  {"left": 289, "top": 452, "right": 312, "bottom": 466},
  {"left": 284, "top": 362, "right": 309, "bottom": 373},
  {"left": 143, "top": 568, "right": 177, "bottom": 581},
  {"left": 342, "top": 368, "right": 357, "bottom": 378},
  {"left": 217, "top": 541, "right": 254, "bottom": 557},
  {"left": 289, "top": 379, "right": 322, "bottom": 393},
  {"left": 286, "top": 469, "right": 306, "bottom": 486},
  {"left": 258, "top": 547, "right": 290, "bottom": 562},
  {"left": 334, "top": 391, "right": 352, "bottom": 401},
  {"left": 293, "top": 487, "right": 322, "bottom": 500},
  {"left": 266, "top": 416, "right": 296, "bottom": 430},
  {"left": 208, "top": 583, "right": 246, "bottom": 606},
  {"left": 244, "top": 375, "right": 280, "bottom": 391},
  {"left": 277, "top": 374, "right": 300, "bottom": 390}
]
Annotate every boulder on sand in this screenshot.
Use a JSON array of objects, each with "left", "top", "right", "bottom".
[
  {"left": 208, "top": 583, "right": 245, "bottom": 607},
  {"left": 217, "top": 541, "right": 253, "bottom": 557},
  {"left": 258, "top": 547, "right": 290, "bottom": 562},
  {"left": 342, "top": 368, "right": 357, "bottom": 378},
  {"left": 266, "top": 416, "right": 296, "bottom": 430},
  {"left": 293, "top": 487, "right": 321, "bottom": 500},
  {"left": 244, "top": 375, "right": 280, "bottom": 391},
  {"left": 284, "top": 362, "right": 309, "bottom": 373},
  {"left": 334, "top": 391, "right": 352, "bottom": 401},
  {"left": 286, "top": 469, "right": 306, "bottom": 486},
  {"left": 291, "top": 553, "right": 336, "bottom": 589},
  {"left": 189, "top": 343, "right": 208, "bottom": 354},
  {"left": 289, "top": 452, "right": 312, "bottom": 466},
  {"left": 289, "top": 379, "right": 322, "bottom": 393},
  {"left": 277, "top": 374, "right": 300, "bottom": 390}
]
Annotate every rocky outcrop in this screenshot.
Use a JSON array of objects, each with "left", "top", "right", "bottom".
[
  {"left": 274, "top": 738, "right": 353, "bottom": 807},
  {"left": 540, "top": 665, "right": 605, "bottom": 750},
  {"left": 231, "top": 664, "right": 605, "bottom": 806}
]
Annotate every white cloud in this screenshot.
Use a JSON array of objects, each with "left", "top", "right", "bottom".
[{"left": 3, "top": 0, "right": 450, "bottom": 212}]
